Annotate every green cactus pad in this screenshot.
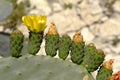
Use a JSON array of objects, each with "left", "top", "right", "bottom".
[
  {"left": 10, "top": 30, "right": 24, "bottom": 58},
  {"left": 0, "top": 55, "right": 94, "bottom": 80},
  {"left": 58, "top": 34, "right": 71, "bottom": 60},
  {"left": 28, "top": 32, "right": 43, "bottom": 55}
]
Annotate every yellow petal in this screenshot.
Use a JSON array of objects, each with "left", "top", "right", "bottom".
[{"left": 22, "top": 15, "right": 47, "bottom": 33}]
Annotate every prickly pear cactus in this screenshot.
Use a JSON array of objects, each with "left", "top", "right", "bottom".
[
  {"left": 96, "top": 59, "right": 113, "bottom": 80},
  {"left": 82, "top": 43, "right": 105, "bottom": 72},
  {"left": 70, "top": 32, "right": 85, "bottom": 65},
  {"left": 0, "top": 55, "right": 94, "bottom": 80},
  {"left": 45, "top": 23, "right": 59, "bottom": 57},
  {"left": 10, "top": 30, "right": 24, "bottom": 58},
  {"left": 58, "top": 34, "right": 71, "bottom": 60}
]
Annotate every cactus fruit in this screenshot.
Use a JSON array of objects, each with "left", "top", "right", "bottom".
[
  {"left": 58, "top": 34, "right": 71, "bottom": 60},
  {"left": 94, "top": 49, "right": 105, "bottom": 66},
  {"left": 45, "top": 22, "right": 59, "bottom": 57},
  {"left": 81, "top": 43, "right": 105, "bottom": 72},
  {"left": 81, "top": 43, "right": 97, "bottom": 72},
  {"left": 96, "top": 59, "right": 114, "bottom": 80},
  {"left": 0, "top": 55, "right": 94, "bottom": 80},
  {"left": 70, "top": 31, "right": 85, "bottom": 65},
  {"left": 10, "top": 30, "right": 24, "bottom": 58},
  {"left": 28, "top": 32, "right": 43, "bottom": 55}
]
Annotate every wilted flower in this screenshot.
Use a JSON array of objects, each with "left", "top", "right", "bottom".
[{"left": 22, "top": 15, "right": 47, "bottom": 33}]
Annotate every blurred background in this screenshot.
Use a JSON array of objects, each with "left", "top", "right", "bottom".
[{"left": 0, "top": 0, "right": 120, "bottom": 74}]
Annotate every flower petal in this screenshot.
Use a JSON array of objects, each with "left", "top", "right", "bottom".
[{"left": 22, "top": 15, "right": 47, "bottom": 33}]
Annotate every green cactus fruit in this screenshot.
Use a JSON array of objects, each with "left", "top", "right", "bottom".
[
  {"left": 82, "top": 43, "right": 105, "bottom": 72},
  {"left": 10, "top": 30, "right": 24, "bottom": 58},
  {"left": 45, "top": 22, "right": 59, "bottom": 57},
  {"left": 28, "top": 32, "right": 43, "bottom": 55},
  {"left": 96, "top": 59, "right": 114, "bottom": 80},
  {"left": 58, "top": 34, "right": 71, "bottom": 60},
  {"left": 83, "top": 43, "right": 96, "bottom": 56},
  {"left": 70, "top": 32, "right": 85, "bottom": 65},
  {"left": 94, "top": 49, "right": 105, "bottom": 66},
  {"left": 81, "top": 43, "right": 97, "bottom": 72},
  {"left": 0, "top": 55, "right": 94, "bottom": 80}
]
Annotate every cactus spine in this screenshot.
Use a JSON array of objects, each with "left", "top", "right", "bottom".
[
  {"left": 58, "top": 34, "right": 71, "bottom": 60},
  {"left": 70, "top": 32, "right": 85, "bottom": 65},
  {"left": 45, "top": 22, "right": 59, "bottom": 57},
  {"left": 28, "top": 32, "right": 43, "bottom": 55},
  {"left": 82, "top": 43, "right": 105, "bottom": 72},
  {"left": 10, "top": 30, "right": 24, "bottom": 58},
  {"left": 96, "top": 59, "right": 114, "bottom": 80}
]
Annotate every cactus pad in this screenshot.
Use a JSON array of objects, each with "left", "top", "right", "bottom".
[{"left": 0, "top": 55, "right": 94, "bottom": 80}]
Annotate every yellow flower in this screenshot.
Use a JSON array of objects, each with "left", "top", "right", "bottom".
[{"left": 22, "top": 15, "right": 47, "bottom": 33}]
